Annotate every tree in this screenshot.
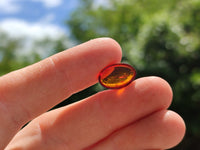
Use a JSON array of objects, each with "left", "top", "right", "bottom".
[
  {"left": 0, "top": 30, "right": 70, "bottom": 76},
  {"left": 67, "top": 0, "right": 200, "bottom": 149}
]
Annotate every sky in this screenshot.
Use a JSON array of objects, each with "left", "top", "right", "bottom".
[
  {"left": 0, "top": 0, "right": 80, "bottom": 40},
  {"left": 0, "top": 0, "right": 108, "bottom": 40},
  {"left": 0, "top": 0, "right": 108, "bottom": 59}
]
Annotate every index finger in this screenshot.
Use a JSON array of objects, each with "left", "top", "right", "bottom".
[{"left": 0, "top": 38, "right": 122, "bottom": 149}]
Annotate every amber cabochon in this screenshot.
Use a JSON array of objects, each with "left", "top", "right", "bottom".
[{"left": 98, "top": 63, "right": 136, "bottom": 89}]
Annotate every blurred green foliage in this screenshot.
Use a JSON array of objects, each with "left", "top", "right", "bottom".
[
  {"left": 0, "top": 30, "right": 69, "bottom": 76},
  {"left": 67, "top": 0, "right": 200, "bottom": 149},
  {"left": 0, "top": 0, "right": 200, "bottom": 149}
]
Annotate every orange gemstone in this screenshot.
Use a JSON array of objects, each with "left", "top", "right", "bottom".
[{"left": 98, "top": 63, "right": 136, "bottom": 89}]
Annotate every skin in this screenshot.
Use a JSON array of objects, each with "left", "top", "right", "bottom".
[{"left": 0, "top": 38, "right": 185, "bottom": 150}]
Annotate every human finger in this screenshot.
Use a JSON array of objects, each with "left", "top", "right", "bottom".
[
  {"left": 6, "top": 77, "right": 173, "bottom": 150},
  {"left": 0, "top": 38, "right": 122, "bottom": 149},
  {"left": 89, "top": 110, "right": 185, "bottom": 150}
]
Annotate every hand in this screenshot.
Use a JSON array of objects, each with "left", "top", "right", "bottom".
[{"left": 1, "top": 38, "right": 185, "bottom": 150}]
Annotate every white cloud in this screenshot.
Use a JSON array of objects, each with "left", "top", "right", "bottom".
[
  {"left": 0, "top": 0, "right": 21, "bottom": 14},
  {"left": 39, "top": 13, "right": 55, "bottom": 23},
  {"left": 32, "top": 0, "right": 63, "bottom": 8},
  {"left": 0, "top": 19, "right": 70, "bottom": 58},
  {"left": 0, "top": 0, "right": 63, "bottom": 14},
  {"left": 0, "top": 18, "right": 66, "bottom": 40}
]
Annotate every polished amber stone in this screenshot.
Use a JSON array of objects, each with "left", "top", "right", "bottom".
[{"left": 98, "top": 63, "right": 136, "bottom": 89}]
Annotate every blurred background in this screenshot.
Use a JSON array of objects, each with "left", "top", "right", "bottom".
[{"left": 0, "top": 0, "right": 200, "bottom": 149}]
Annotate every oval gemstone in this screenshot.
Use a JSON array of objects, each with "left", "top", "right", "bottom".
[{"left": 98, "top": 63, "right": 136, "bottom": 89}]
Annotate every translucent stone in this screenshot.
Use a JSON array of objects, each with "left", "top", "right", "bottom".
[{"left": 98, "top": 63, "right": 136, "bottom": 89}]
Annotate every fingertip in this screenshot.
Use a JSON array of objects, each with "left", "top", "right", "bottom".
[
  {"left": 163, "top": 110, "right": 186, "bottom": 149},
  {"left": 89, "top": 37, "right": 122, "bottom": 64},
  {"left": 51, "top": 37, "right": 122, "bottom": 92},
  {"left": 141, "top": 110, "right": 185, "bottom": 149},
  {"left": 151, "top": 76, "right": 173, "bottom": 108},
  {"left": 135, "top": 76, "right": 173, "bottom": 110},
  {"left": 149, "top": 110, "right": 185, "bottom": 149}
]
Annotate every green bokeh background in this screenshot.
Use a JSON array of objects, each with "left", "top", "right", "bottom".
[{"left": 1, "top": 0, "right": 200, "bottom": 149}]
